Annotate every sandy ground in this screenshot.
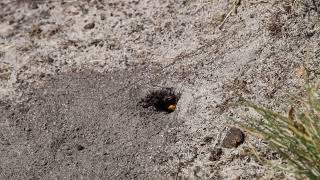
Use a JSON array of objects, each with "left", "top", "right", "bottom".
[{"left": 0, "top": 0, "right": 320, "bottom": 179}]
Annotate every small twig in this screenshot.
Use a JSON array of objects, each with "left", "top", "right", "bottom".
[{"left": 218, "top": 0, "right": 242, "bottom": 30}]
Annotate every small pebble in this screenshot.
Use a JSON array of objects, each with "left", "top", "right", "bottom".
[
  {"left": 76, "top": 144, "right": 85, "bottom": 151},
  {"left": 84, "top": 22, "right": 95, "bottom": 29},
  {"left": 29, "top": 2, "right": 39, "bottom": 9},
  {"left": 221, "top": 127, "right": 245, "bottom": 148},
  {"left": 100, "top": 14, "right": 106, "bottom": 20}
]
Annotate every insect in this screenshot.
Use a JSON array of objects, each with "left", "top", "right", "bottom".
[
  {"left": 139, "top": 87, "right": 180, "bottom": 113},
  {"left": 167, "top": 104, "right": 177, "bottom": 112}
]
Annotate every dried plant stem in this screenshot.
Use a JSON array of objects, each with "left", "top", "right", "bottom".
[{"left": 218, "top": 0, "right": 242, "bottom": 29}]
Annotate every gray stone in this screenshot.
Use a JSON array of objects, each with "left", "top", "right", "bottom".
[
  {"left": 84, "top": 22, "right": 95, "bottom": 29},
  {"left": 222, "top": 128, "right": 245, "bottom": 148}
]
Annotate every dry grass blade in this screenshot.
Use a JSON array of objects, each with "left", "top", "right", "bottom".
[
  {"left": 218, "top": 0, "right": 242, "bottom": 29},
  {"left": 237, "top": 85, "right": 320, "bottom": 179}
]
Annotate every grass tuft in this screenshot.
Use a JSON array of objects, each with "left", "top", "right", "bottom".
[{"left": 238, "top": 84, "right": 320, "bottom": 179}]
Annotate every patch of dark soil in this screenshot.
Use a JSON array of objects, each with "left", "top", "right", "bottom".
[
  {"left": 209, "top": 148, "right": 223, "bottom": 162},
  {"left": 0, "top": 70, "right": 183, "bottom": 179}
]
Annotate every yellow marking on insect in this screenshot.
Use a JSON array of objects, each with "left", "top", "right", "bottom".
[
  {"left": 167, "top": 104, "right": 177, "bottom": 112},
  {"left": 296, "top": 66, "right": 306, "bottom": 77}
]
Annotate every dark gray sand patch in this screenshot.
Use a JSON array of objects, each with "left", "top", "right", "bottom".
[{"left": 0, "top": 71, "right": 183, "bottom": 179}]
